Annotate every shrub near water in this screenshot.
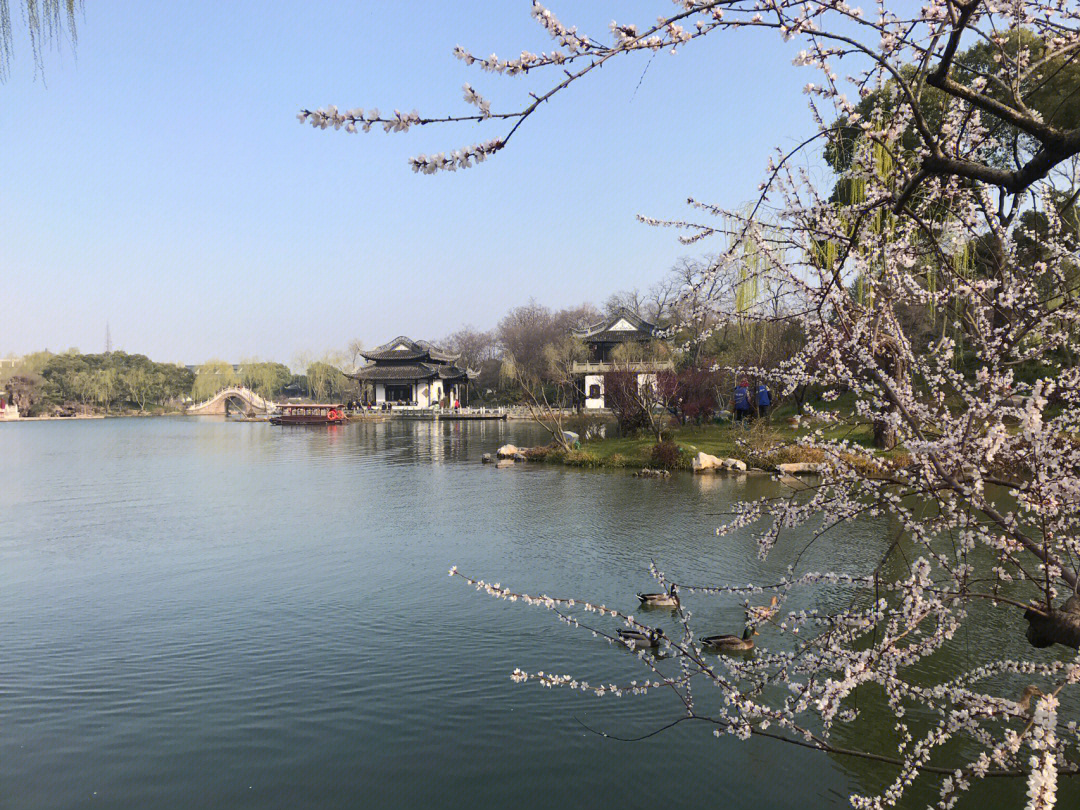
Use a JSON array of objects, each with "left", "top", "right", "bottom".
[
  {"left": 562, "top": 449, "right": 601, "bottom": 468},
  {"left": 649, "top": 440, "right": 684, "bottom": 470},
  {"left": 738, "top": 420, "right": 785, "bottom": 468},
  {"left": 763, "top": 441, "right": 912, "bottom": 477},
  {"left": 523, "top": 446, "right": 551, "bottom": 461}
]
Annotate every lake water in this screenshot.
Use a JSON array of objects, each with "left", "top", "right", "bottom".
[{"left": 1, "top": 418, "right": 1074, "bottom": 808}]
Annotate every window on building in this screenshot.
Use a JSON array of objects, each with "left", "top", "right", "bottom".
[
  {"left": 385, "top": 384, "right": 414, "bottom": 402},
  {"left": 588, "top": 384, "right": 601, "bottom": 399}
]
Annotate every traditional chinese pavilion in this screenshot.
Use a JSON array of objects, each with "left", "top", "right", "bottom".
[
  {"left": 570, "top": 308, "right": 674, "bottom": 409},
  {"left": 350, "top": 337, "right": 474, "bottom": 407}
]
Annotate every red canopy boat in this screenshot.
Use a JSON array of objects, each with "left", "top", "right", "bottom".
[{"left": 270, "top": 404, "right": 346, "bottom": 425}]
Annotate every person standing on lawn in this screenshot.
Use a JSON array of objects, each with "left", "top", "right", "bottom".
[
  {"left": 756, "top": 382, "right": 772, "bottom": 419},
  {"left": 733, "top": 379, "right": 752, "bottom": 422}
]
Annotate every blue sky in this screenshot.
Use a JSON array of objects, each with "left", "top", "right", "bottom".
[{"left": 1, "top": 2, "right": 817, "bottom": 364}]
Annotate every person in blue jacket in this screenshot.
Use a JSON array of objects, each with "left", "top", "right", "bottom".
[
  {"left": 756, "top": 382, "right": 772, "bottom": 418},
  {"left": 733, "top": 378, "right": 752, "bottom": 421}
]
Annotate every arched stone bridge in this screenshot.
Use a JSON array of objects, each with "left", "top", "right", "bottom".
[{"left": 186, "top": 386, "right": 275, "bottom": 416}]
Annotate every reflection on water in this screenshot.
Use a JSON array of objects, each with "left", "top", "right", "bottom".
[{"left": 0, "top": 418, "right": 1073, "bottom": 809}]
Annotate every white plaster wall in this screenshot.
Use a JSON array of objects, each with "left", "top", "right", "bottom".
[
  {"left": 373, "top": 379, "right": 456, "bottom": 406},
  {"left": 637, "top": 373, "right": 658, "bottom": 393},
  {"left": 584, "top": 374, "right": 605, "bottom": 410}
]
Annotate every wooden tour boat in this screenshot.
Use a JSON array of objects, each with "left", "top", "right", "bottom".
[{"left": 270, "top": 404, "right": 346, "bottom": 425}]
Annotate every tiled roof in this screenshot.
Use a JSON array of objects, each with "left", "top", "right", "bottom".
[
  {"left": 349, "top": 361, "right": 474, "bottom": 382},
  {"left": 350, "top": 362, "right": 435, "bottom": 381},
  {"left": 360, "top": 336, "right": 460, "bottom": 363},
  {"left": 415, "top": 340, "right": 459, "bottom": 364},
  {"left": 435, "top": 364, "right": 475, "bottom": 381},
  {"left": 572, "top": 308, "right": 658, "bottom": 342}
]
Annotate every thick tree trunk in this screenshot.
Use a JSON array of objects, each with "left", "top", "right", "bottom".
[
  {"left": 872, "top": 335, "right": 905, "bottom": 451},
  {"left": 873, "top": 415, "right": 898, "bottom": 450}
]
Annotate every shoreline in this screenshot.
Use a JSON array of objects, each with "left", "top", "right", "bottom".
[
  {"left": 2, "top": 414, "right": 108, "bottom": 422},
  {"left": 498, "top": 418, "right": 909, "bottom": 475}
]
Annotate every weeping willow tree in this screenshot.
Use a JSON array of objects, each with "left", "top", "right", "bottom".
[
  {"left": 729, "top": 208, "right": 766, "bottom": 331},
  {"left": 240, "top": 360, "right": 292, "bottom": 401},
  {"left": 306, "top": 357, "right": 348, "bottom": 402},
  {"left": 810, "top": 137, "right": 913, "bottom": 449},
  {"left": 730, "top": 215, "right": 793, "bottom": 373},
  {"left": 733, "top": 244, "right": 761, "bottom": 331},
  {"left": 847, "top": 140, "right": 896, "bottom": 310},
  {"left": 0, "top": 0, "right": 81, "bottom": 81},
  {"left": 191, "top": 360, "right": 239, "bottom": 402}
]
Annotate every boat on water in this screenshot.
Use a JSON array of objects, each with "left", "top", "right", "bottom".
[{"left": 269, "top": 404, "right": 346, "bottom": 425}]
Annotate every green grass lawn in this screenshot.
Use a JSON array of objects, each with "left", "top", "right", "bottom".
[
  {"left": 534, "top": 386, "right": 1028, "bottom": 472},
  {"left": 550, "top": 420, "right": 781, "bottom": 469},
  {"left": 542, "top": 407, "right": 897, "bottom": 471}
]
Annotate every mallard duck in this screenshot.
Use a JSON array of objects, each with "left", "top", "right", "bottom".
[
  {"left": 1017, "top": 684, "right": 1045, "bottom": 714},
  {"left": 617, "top": 627, "right": 662, "bottom": 649},
  {"left": 701, "top": 626, "right": 757, "bottom": 652},
  {"left": 749, "top": 595, "right": 780, "bottom": 622},
  {"left": 637, "top": 584, "right": 679, "bottom": 608}
]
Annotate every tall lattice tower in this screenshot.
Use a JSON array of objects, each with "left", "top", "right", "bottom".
[{"left": 105, "top": 322, "right": 112, "bottom": 355}]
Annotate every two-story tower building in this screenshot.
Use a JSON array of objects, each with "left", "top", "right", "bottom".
[{"left": 570, "top": 308, "right": 674, "bottom": 409}]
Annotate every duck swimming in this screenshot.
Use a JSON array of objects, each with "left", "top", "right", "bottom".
[
  {"left": 701, "top": 626, "right": 757, "bottom": 652},
  {"left": 750, "top": 595, "right": 780, "bottom": 621},
  {"left": 637, "top": 584, "right": 679, "bottom": 608},
  {"left": 617, "top": 627, "right": 662, "bottom": 649},
  {"left": 1017, "top": 684, "right": 1045, "bottom": 714}
]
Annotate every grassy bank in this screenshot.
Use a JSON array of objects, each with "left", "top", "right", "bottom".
[{"left": 527, "top": 408, "right": 905, "bottom": 472}]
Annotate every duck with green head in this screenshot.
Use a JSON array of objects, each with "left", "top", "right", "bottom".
[
  {"left": 701, "top": 626, "right": 757, "bottom": 652},
  {"left": 637, "top": 584, "right": 679, "bottom": 608},
  {"left": 617, "top": 627, "right": 662, "bottom": 649}
]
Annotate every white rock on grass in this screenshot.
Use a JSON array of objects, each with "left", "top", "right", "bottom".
[
  {"left": 777, "top": 462, "right": 820, "bottom": 474},
  {"left": 692, "top": 451, "right": 722, "bottom": 473}
]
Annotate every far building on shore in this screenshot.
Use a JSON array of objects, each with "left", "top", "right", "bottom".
[
  {"left": 0, "top": 391, "right": 19, "bottom": 420},
  {"left": 571, "top": 308, "right": 674, "bottom": 409},
  {"left": 349, "top": 337, "right": 474, "bottom": 407}
]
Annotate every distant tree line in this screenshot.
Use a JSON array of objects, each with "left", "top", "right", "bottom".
[
  {"left": 4, "top": 254, "right": 802, "bottom": 418},
  {"left": 2, "top": 350, "right": 195, "bottom": 415},
  {"left": 188, "top": 354, "right": 362, "bottom": 405}
]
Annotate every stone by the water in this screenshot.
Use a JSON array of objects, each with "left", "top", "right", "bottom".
[
  {"left": 777, "top": 462, "right": 820, "bottom": 474},
  {"left": 692, "top": 452, "right": 722, "bottom": 473},
  {"left": 634, "top": 468, "right": 670, "bottom": 478}
]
